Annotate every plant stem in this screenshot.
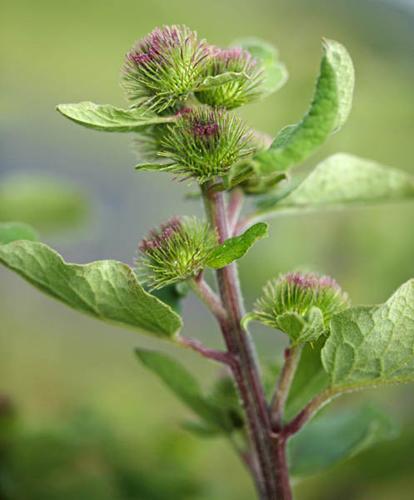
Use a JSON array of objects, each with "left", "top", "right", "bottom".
[
  {"left": 271, "top": 346, "right": 302, "bottom": 431},
  {"left": 177, "top": 335, "right": 235, "bottom": 366},
  {"left": 228, "top": 187, "right": 244, "bottom": 235},
  {"left": 202, "top": 183, "right": 280, "bottom": 499},
  {"left": 190, "top": 275, "right": 228, "bottom": 324}
]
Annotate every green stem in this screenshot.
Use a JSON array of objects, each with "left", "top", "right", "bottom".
[{"left": 271, "top": 345, "right": 302, "bottom": 431}]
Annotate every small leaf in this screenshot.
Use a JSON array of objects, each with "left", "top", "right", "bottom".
[
  {"left": 289, "top": 405, "right": 397, "bottom": 477},
  {"left": 253, "top": 39, "right": 354, "bottom": 176},
  {"left": 285, "top": 339, "right": 329, "bottom": 421},
  {"left": 196, "top": 72, "right": 249, "bottom": 91},
  {"left": 0, "top": 175, "right": 87, "bottom": 233},
  {"left": 322, "top": 279, "right": 414, "bottom": 393},
  {"left": 136, "top": 350, "right": 223, "bottom": 428},
  {"left": 57, "top": 102, "right": 175, "bottom": 132},
  {"left": 206, "top": 222, "right": 268, "bottom": 269},
  {"left": 0, "top": 222, "right": 39, "bottom": 244},
  {"left": 233, "top": 37, "right": 288, "bottom": 96},
  {"left": 254, "top": 154, "right": 414, "bottom": 218},
  {"left": 0, "top": 240, "right": 182, "bottom": 339}
]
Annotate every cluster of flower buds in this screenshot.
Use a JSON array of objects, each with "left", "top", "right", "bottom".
[
  {"left": 136, "top": 216, "right": 217, "bottom": 290},
  {"left": 122, "top": 25, "right": 209, "bottom": 112},
  {"left": 196, "top": 46, "right": 265, "bottom": 109},
  {"left": 157, "top": 106, "right": 254, "bottom": 182},
  {"left": 252, "top": 272, "right": 350, "bottom": 344}
]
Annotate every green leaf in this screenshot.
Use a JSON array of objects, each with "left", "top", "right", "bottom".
[
  {"left": 0, "top": 222, "right": 39, "bottom": 244},
  {"left": 0, "top": 240, "right": 182, "bottom": 339},
  {"left": 136, "top": 350, "right": 224, "bottom": 429},
  {"left": 56, "top": 102, "right": 175, "bottom": 132},
  {"left": 289, "top": 405, "right": 397, "bottom": 477},
  {"left": 322, "top": 279, "right": 414, "bottom": 393},
  {"left": 233, "top": 37, "right": 288, "bottom": 96},
  {"left": 285, "top": 339, "right": 329, "bottom": 421},
  {"left": 206, "top": 222, "right": 268, "bottom": 269},
  {"left": 196, "top": 72, "right": 249, "bottom": 91},
  {"left": 254, "top": 153, "right": 414, "bottom": 217},
  {"left": 253, "top": 39, "right": 354, "bottom": 176},
  {"left": 0, "top": 175, "right": 87, "bottom": 232}
]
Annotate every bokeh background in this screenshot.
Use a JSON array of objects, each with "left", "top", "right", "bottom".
[{"left": 1, "top": 0, "right": 414, "bottom": 498}]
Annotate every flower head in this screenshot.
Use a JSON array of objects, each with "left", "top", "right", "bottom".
[
  {"left": 122, "top": 25, "right": 209, "bottom": 112},
  {"left": 196, "top": 46, "right": 264, "bottom": 109},
  {"left": 252, "top": 272, "right": 350, "bottom": 344},
  {"left": 136, "top": 216, "right": 216, "bottom": 290},
  {"left": 157, "top": 106, "right": 254, "bottom": 182}
]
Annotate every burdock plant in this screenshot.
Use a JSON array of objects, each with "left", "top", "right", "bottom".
[{"left": 2, "top": 24, "right": 414, "bottom": 499}]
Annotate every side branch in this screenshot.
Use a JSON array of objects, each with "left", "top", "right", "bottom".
[
  {"left": 177, "top": 336, "right": 236, "bottom": 367},
  {"left": 271, "top": 346, "right": 302, "bottom": 431}
]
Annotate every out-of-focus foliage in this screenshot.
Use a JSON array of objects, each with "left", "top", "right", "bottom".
[
  {"left": 0, "top": 176, "right": 87, "bottom": 233},
  {"left": 0, "top": 405, "right": 201, "bottom": 500}
]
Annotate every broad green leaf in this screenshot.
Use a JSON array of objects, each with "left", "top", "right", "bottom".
[
  {"left": 253, "top": 39, "right": 354, "bottom": 176},
  {"left": 285, "top": 339, "right": 329, "bottom": 421},
  {"left": 57, "top": 102, "right": 175, "bottom": 132},
  {"left": 322, "top": 279, "right": 414, "bottom": 393},
  {"left": 0, "top": 175, "right": 87, "bottom": 232},
  {"left": 289, "top": 405, "right": 397, "bottom": 477},
  {"left": 0, "top": 240, "right": 182, "bottom": 339},
  {"left": 206, "top": 222, "right": 268, "bottom": 269},
  {"left": 196, "top": 72, "right": 249, "bottom": 91},
  {"left": 233, "top": 37, "right": 288, "bottom": 96},
  {"left": 136, "top": 350, "right": 225, "bottom": 430},
  {"left": 254, "top": 154, "right": 414, "bottom": 218},
  {"left": 0, "top": 222, "right": 39, "bottom": 244}
]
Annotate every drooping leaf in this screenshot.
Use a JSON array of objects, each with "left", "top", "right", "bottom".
[
  {"left": 0, "top": 222, "right": 39, "bottom": 244},
  {"left": 206, "top": 222, "right": 268, "bottom": 269},
  {"left": 136, "top": 350, "right": 224, "bottom": 429},
  {"left": 322, "top": 279, "right": 414, "bottom": 393},
  {"left": 253, "top": 39, "right": 354, "bottom": 177},
  {"left": 56, "top": 102, "right": 175, "bottom": 132},
  {"left": 233, "top": 37, "right": 288, "bottom": 96},
  {"left": 0, "top": 240, "right": 182, "bottom": 339},
  {"left": 285, "top": 339, "right": 329, "bottom": 421},
  {"left": 255, "top": 154, "right": 414, "bottom": 217},
  {"left": 289, "top": 405, "right": 397, "bottom": 477},
  {"left": 0, "top": 175, "right": 87, "bottom": 232}
]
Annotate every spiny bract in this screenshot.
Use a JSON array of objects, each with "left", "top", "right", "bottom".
[
  {"left": 122, "top": 25, "right": 209, "bottom": 112},
  {"left": 196, "top": 47, "right": 265, "bottom": 109},
  {"left": 156, "top": 106, "right": 254, "bottom": 182},
  {"left": 136, "top": 216, "right": 217, "bottom": 290},
  {"left": 252, "top": 272, "right": 350, "bottom": 344}
]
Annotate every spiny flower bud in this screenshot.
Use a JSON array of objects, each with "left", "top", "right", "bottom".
[
  {"left": 136, "top": 216, "right": 217, "bottom": 290},
  {"left": 157, "top": 107, "right": 254, "bottom": 182},
  {"left": 252, "top": 272, "right": 350, "bottom": 345},
  {"left": 196, "top": 46, "right": 264, "bottom": 109},
  {"left": 122, "top": 25, "right": 209, "bottom": 112}
]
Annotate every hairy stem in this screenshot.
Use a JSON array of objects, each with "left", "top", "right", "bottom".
[
  {"left": 271, "top": 346, "right": 302, "bottom": 431},
  {"left": 190, "top": 275, "right": 228, "bottom": 324},
  {"left": 228, "top": 187, "right": 244, "bottom": 235},
  {"left": 202, "top": 183, "right": 280, "bottom": 499}
]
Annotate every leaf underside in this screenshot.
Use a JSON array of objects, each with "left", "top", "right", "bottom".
[
  {"left": 254, "top": 153, "right": 414, "bottom": 218},
  {"left": 0, "top": 240, "right": 182, "bottom": 338},
  {"left": 253, "top": 39, "right": 354, "bottom": 176},
  {"left": 57, "top": 102, "right": 174, "bottom": 132},
  {"left": 322, "top": 279, "right": 414, "bottom": 393}
]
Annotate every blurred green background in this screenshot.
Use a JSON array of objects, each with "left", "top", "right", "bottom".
[{"left": 1, "top": 0, "right": 414, "bottom": 498}]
